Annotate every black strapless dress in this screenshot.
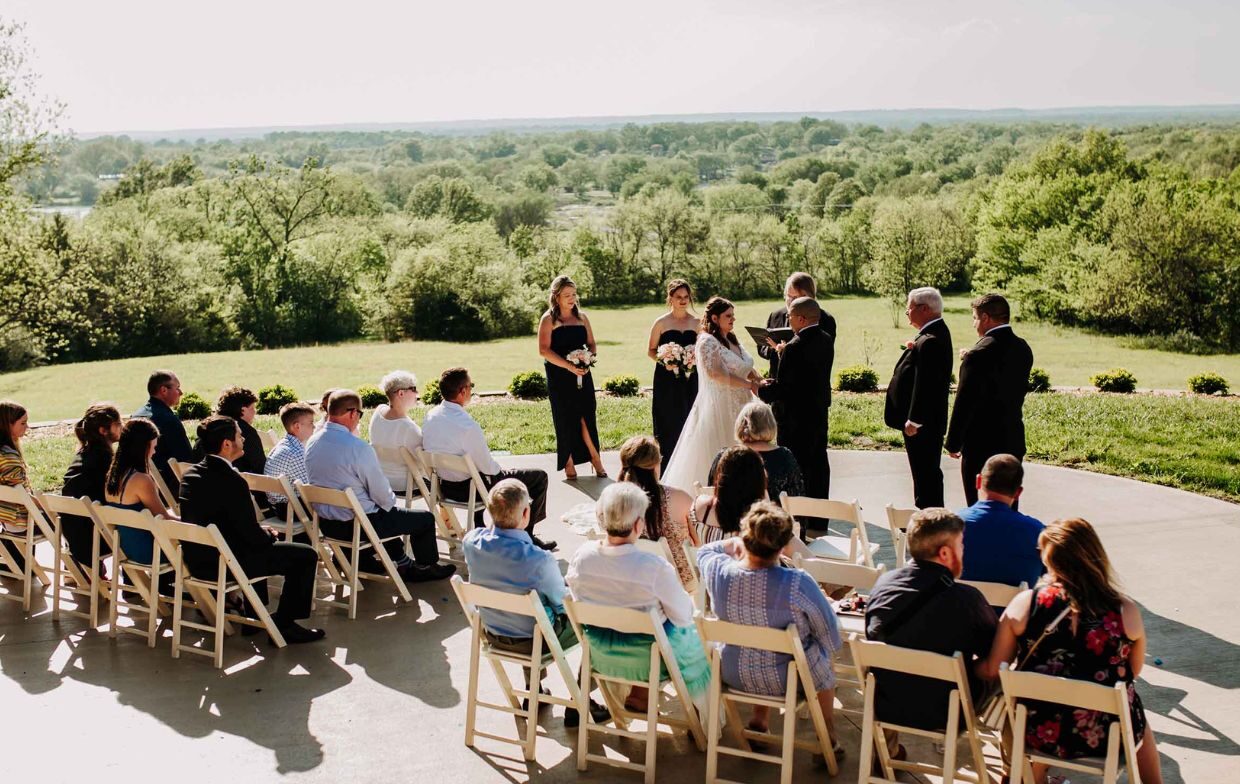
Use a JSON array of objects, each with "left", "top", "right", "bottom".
[
  {"left": 652, "top": 328, "right": 700, "bottom": 470},
  {"left": 545, "top": 324, "right": 601, "bottom": 470}
]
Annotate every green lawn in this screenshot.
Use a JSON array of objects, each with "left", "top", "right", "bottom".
[{"left": 3, "top": 295, "right": 1239, "bottom": 423}]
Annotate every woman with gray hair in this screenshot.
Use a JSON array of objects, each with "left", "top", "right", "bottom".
[
  {"left": 567, "top": 482, "right": 710, "bottom": 713},
  {"left": 708, "top": 401, "right": 803, "bottom": 501},
  {"left": 368, "top": 370, "right": 422, "bottom": 492}
]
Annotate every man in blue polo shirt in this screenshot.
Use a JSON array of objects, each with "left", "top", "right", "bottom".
[{"left": 959, "top": 454, "right": 1045, "bottom": 588}]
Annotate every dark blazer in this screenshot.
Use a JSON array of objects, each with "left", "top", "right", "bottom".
[
  {"left": 946, "top": 326, "right": 1034, "bottom": 457},
  {"left": 177, "top": 454, "right": 273, "bottom": 576},
  {"left": 757, "top": 324, "right": 835, "bottom": 448},
  {"left": 233, "top": 418, "right": 268, "bottom": 475},
  {"left": 885, "top": 318, "right": 953, "bottom": 434},
  {"left": 133, "top": 397, "right": 193, "bottom": 489},
  {"left": 61, "top": 445, "right": 112, "bottom": 502},
  {"left": 758, "top": 306, "right": 837, "bottom": 378}
]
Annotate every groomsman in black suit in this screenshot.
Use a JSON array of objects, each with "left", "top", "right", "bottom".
[
  {"left": 946, "top": 294, "right": 1034, "bottom": 506},
  {"left": 758, "top": 297, "right": 835, "bottom": 503},
  {"left": 885, "top": 287, "right": 953, "bottom": 508},
  {"left": 758, "top": 272, "right": 838, "bottom": 378}
]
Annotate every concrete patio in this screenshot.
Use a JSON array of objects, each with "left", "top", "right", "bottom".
[{"left": 1, "top": 449, "right": 1237, "bottom": 783}]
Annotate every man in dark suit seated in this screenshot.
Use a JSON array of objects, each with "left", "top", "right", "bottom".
[
  {"left": 757, "top": 271, "right": 837, "bottom": 379},
  {"left": 946, "top": 293, "right": 1035, "bottom": 506},
  {"left": 885, "top": 287, "right": 953, "bottom": 508},
  {"left": 178, "top": 415, "right": 325, "bottom": 644},
  {"left": 133, "top": 369, "right": 194, "bottom": 492}
]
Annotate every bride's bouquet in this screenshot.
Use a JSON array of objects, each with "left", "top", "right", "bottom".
[
  {"left": 566, "top": 345, "right": 596, "bottom": 388},
  {"left": 656, "top": 342, "right": 696, "bottom": 378}
]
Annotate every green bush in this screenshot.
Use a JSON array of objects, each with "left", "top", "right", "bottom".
[
  {"left": 256, "top": 384, "right": 299, "bottom": 414},
  {"left": 176, "top": 392, "right": 211, "bottom": 421},
  {"left": 1092, "top": 368, "right": 1137, "bottom": 393},
  {"left": 1188, "top": 372, "right": 1229, "bottom": 395},
  {"left": 357, "top": 385, "right": 388, "bottom": 408},
  {"left": 421, "top": 378, "right": 443, "bottom": 406},
  {"left": 603, "top": 375, "right": 641, "bottom": 397},
  {"left": 1028, "top": 367, "right": 1052, "bottom": 393},
  {"left": 508, "top": 371, "right": 548, "bottom": 399},
  {"left": 836, "top": 365, "right": 879, "bottom": 393}
]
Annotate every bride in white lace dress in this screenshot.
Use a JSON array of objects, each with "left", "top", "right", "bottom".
[{"left": 663, "top": 297, "right": 763, "bottom": 492}]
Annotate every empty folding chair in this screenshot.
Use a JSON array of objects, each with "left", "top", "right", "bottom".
[
  {"left": 93, "top": 503, "right": 175, "bottom": 647},
  {"left": 564, "top": 597, "right": 706, "bottom": 784},
  {"left": 451, "top": 575, "right": 583, "bottom": 760},
  {"left": 885, "top": 504, "right": 915, "bottom": 565},
  {"left": 37, "top": 492, "right": 111, "bottom": 626},
  {"left": 780, "top": 492, "right": 880, "bottom": 567},
  {"left": 696, "top": 616, "right": 839, "bottom": 783},
  {"left": 0, "top": 484, "right": 54, "bottom": 611}
]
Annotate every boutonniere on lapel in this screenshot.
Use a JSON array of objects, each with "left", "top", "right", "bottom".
[
  {"left": 959, "top": 348, "right": 970, "bottom": 360},
  {"left": 902, "top": 340, "right": 916, "bottom": 351}
]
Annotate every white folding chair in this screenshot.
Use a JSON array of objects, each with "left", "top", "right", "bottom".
[
  {"left": 0, "top": 484, "right": 54, "bottom": 611},
  {"left": 634, "top": 536, "right": 676, "bottom": 566},
  {"left": 960, "top": 579, "right": 1028, "bottom": 609},
  {"left": 692, "top": 482, "right": 713, "bottom": 498},
  {"left": 851, "top": 639, "right": 991, "bottom": 784},
  {"left": 92, "top": 503, "right": 175, "bottom": 648},
  {"left": 696, "top": 616, "right": 839, "bottom": 783},
  {"left": 451, "top": 575, "right": 583, "bottom": 760},
  {"left": 148, "top": 459, "right": 180, "bottom": 515},
  {"left": 682, "top": 541, "right": 708, "bottom": 612},
  {"left": 257, "top": 429, "right": 277, "bottom": 451},
  {"left": 419, "top": 448, "right": 488, "bottom": 543},
  {"left": 564, "top": 597, "right": 707, "bottom": 784},
  {"left": 780, "top": 493, "right": 879, "bottom": 567},
  {"left": 36, "top": 492, "right": 111, "bottom": 626},
  {"left": 164, "top": 519, "right": 286, "bottom": 668},
  {"left": 1000, "top": 663, "right": 1143, "bottom": 784},
  {"left": 294, "top": 481, "right": 413, "bottom": 619},
  {"left": 370, "top": 446, "right": 429, "bottom": 509},
  {"left": 885, "top": 504, "right": 915, "bottom": 565},
  {"left": 167, "top": 458, "right": 188, "bottom": 484}
]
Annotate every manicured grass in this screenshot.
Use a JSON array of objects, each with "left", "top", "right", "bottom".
[
  {"left": 23, "top": 391, "right": 1240, "bottom": 503},
  {"left": 4, "top": 296, "right": 1240, "bottom": 423}
]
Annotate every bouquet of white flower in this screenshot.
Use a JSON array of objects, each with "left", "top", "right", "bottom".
[
  {"left": 656, "top": 342, "right": 696, "bottom": 378},
  {"left": 565, "top": 345, "right": 596, "bottom": 388}
]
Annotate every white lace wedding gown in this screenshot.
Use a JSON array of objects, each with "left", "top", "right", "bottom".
[{"left": 662, "top": 332, "right": 757, "bottom": 492}]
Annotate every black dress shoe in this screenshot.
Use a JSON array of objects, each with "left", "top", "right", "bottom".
[
  {"left": 531, "top": 536, "right": 558, "bottom": 551},
  {"left": 564, "top": 699, "right": 610, "bottom": 727},
  {"left": 399, "top": 562, "right": 457, "bottom": 583},
  {"left": 274, "top": 621, "right": 326, "bottom": 645}
]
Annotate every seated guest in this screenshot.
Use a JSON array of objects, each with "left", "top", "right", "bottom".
[
  {"left": 305, "top": 390, "right": 454, "bottom": 582},
  {"left": 463, "top": 478, "right": 607, "bottom": 727},
  {"left": 133, "top": 369, "right": 194, "bottom": 491},
  {"left": 0, "top": 401, "right": 32, "bottom": 570},
  {"left": 60, "top": 403, "right": 122, "bottom": 568},
  {"left": 865, "top": 509, "right": 996, "bottom": 753},
  {"left": 567, "top": 483, "right": 710, "bottom": 713},
  {"left": 709, "top": 401, "right": 803, "bottom": 502},
  {"left": 215, "top": 386, "right": 266, "bottom": 475},
  {"left": 698, "top": 502, "right": 844, "bottom": 750},
  {"left": 690, "top": 446, "right": 766, "bottom": 544},
  {"left": 178, "top": 416, "right": 325, "bottom": 643},
  {"left": 978, "top": 518, "right": 1163, "bottom": 784},
  {"left": 959, "top": 454, "right": 1045, "bottom": 589},
  {"left": 369, "top": 370, "right": 423, "bottom": 493},
  {"left": 104, "top": 419, "right": 180, "bottom": 588},
  {"left": 264, "top": 402, "right": 316, "bottom": 519},
  {"left": 422, "top": 367, "right": 552, "bottom": 550},
  {"left": 618, "top": 435, "right": 699, "bottom": 589}
]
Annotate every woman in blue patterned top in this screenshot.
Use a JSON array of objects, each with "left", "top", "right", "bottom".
[{"left": 697, "top": 500, "right": 844, "bottom": 748}]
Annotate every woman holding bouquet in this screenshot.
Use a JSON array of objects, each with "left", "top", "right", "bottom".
[
  {"left": 647, "top": 279, "right": 700, "bottom": 470},
  {"left": 539, "top": 275, "right": 605, "bottom": 479}
]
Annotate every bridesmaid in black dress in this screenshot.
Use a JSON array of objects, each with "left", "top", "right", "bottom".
[
  {"left": 538, "top": 275, "right": 606, "bottom": 479},
  {"left": 647, "top": 279, "right": 700, "bottom": 471}
]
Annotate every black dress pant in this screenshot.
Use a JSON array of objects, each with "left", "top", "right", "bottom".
[
  {"left": 319, "top": 506, "right": 441, "bottom": 567},
  {"left": 442, "top": 468, "right": 549, "bottom": 529},
  {"left": 247, "top": 542, "right": 319, "bottom": 623},
  {"left": 786, "top": 432, "right": 830, "bottom": 535},
  {"left": 61, "top": 512, "right": 112, "bottom": 567},
  {"left": 904, "top": 430, "right": 945, "bottom": 509},
  {"left": 961, "top": 450, "right": 1024, "bottom": 510}
]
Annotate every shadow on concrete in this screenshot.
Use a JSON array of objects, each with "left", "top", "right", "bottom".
[{"left": 560, "top": 476, "right": 613, "bottom": 501}]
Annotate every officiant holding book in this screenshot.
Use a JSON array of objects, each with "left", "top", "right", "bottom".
[{"left": 757, "top": 272, "right": 837, "bottom": 377}]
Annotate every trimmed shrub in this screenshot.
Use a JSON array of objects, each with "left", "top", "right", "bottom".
[
  {"left": 603, "top": 375, "right": 641, "bottom": 397},
  {"left": 836, "top": 365, "right": 879, "bottom": 392},
  {"left": 257, "top": 384, "right": 299, "bottom": 414},
  {"left": 421, "top": 377, "right": 443, "bottom": 406},
  {"left": 177, "top": 392, "right": 211, "bottom": 421},
  {"left": 1188, "top": 372, "right": 1229, "bottom": 396},
  {"left": 1028, "top": 368, "right": 1051, "bottom": 393},
  {"left": 357, "top": 385, "right": 388, "bottom": 408},
  {"left": 508, "top": 371, "right": 548, "bottom": 400},
  {"left": 1092, "top": 368, "right": 1137, "bottom": 394}
]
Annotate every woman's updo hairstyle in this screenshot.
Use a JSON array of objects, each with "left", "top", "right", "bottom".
[
  {"left": 547, "top": 275, "right": 580, "bottom": 325},
  {"left": 701, "top": 295, "right": 738, "bottom": 346},
  {"left": 740, "top": 500, "right": 794, "bottom": 560}
]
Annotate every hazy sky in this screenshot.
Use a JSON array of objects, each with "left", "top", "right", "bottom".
[{"left": 8, "top": 0, "right": 1239, "bottom": 133}]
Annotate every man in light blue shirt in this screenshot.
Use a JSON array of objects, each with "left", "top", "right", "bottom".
[
  {"left": 306, "top": 390, "right": 454, "bottom": 583},
  {"left": 959, "top": 454, "right": 1045, "bottom": 591}
]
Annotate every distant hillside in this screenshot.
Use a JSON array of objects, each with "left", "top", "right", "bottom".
[{"left": 82, "top": 104, "right": 1240, "bottom": 142}]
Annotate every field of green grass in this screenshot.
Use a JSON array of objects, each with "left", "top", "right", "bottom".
[{"left": 4, "top": 296, "right": 1239, "bottom": 423}]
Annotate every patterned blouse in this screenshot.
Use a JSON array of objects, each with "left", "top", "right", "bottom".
[
  {"left": 641, "top": 486, "right": 695, "bottom": 588},
  {"left": 0, "top": 446, "right": 31, "bottom": 533}
]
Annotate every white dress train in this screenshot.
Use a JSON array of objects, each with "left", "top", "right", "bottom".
[{"left": 662, "top": 333, "right": 757, "bottom": 493}]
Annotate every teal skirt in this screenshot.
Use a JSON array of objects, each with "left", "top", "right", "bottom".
[{"left": 583, "top": 621, "right": 711, "bottom": 704}]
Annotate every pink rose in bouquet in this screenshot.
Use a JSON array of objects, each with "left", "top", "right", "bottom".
[{"left": 566, "top": 345, "right": 596, "bottom": 388}]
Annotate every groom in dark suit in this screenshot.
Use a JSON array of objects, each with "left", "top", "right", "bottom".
[
  {"left": 885, "top": 287, "right": 953, "bottom": 508},
  {"left": 758, "top": 272, "right": 837, "bottom": 378},
  {"left": 946, "top": 293, "right": 1034, "bottom": 506},
  {"left": 758, "top": 297, "right": 835, "bottom": 504}
]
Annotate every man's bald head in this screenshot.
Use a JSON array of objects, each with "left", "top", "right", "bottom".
[{"left": 788, "top": 297, "right": 821, "bottom": 324}]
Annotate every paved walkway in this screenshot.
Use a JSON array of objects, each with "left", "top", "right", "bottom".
[{"left": 2, "top": 450, "right": 1237, "bottom": 783}]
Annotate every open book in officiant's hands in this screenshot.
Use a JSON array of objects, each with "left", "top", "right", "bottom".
[{"left": 745, "top": 325, "right": 794, "bottom": 347}]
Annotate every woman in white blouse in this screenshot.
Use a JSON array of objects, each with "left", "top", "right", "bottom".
[{"left": 368, "top": 370, "right": 423, "bottom": 492}]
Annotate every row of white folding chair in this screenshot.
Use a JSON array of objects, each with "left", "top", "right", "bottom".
[{"left": 0, "top": 484, "right": 57, "bottom": 611}]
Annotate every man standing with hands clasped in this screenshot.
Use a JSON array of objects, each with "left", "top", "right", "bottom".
[
  {"left": 946, "top": 294, "right": 1034, "bottom": 507},
  {"left": 885, "top": 287, "right": 953, "bottom": 508}
]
